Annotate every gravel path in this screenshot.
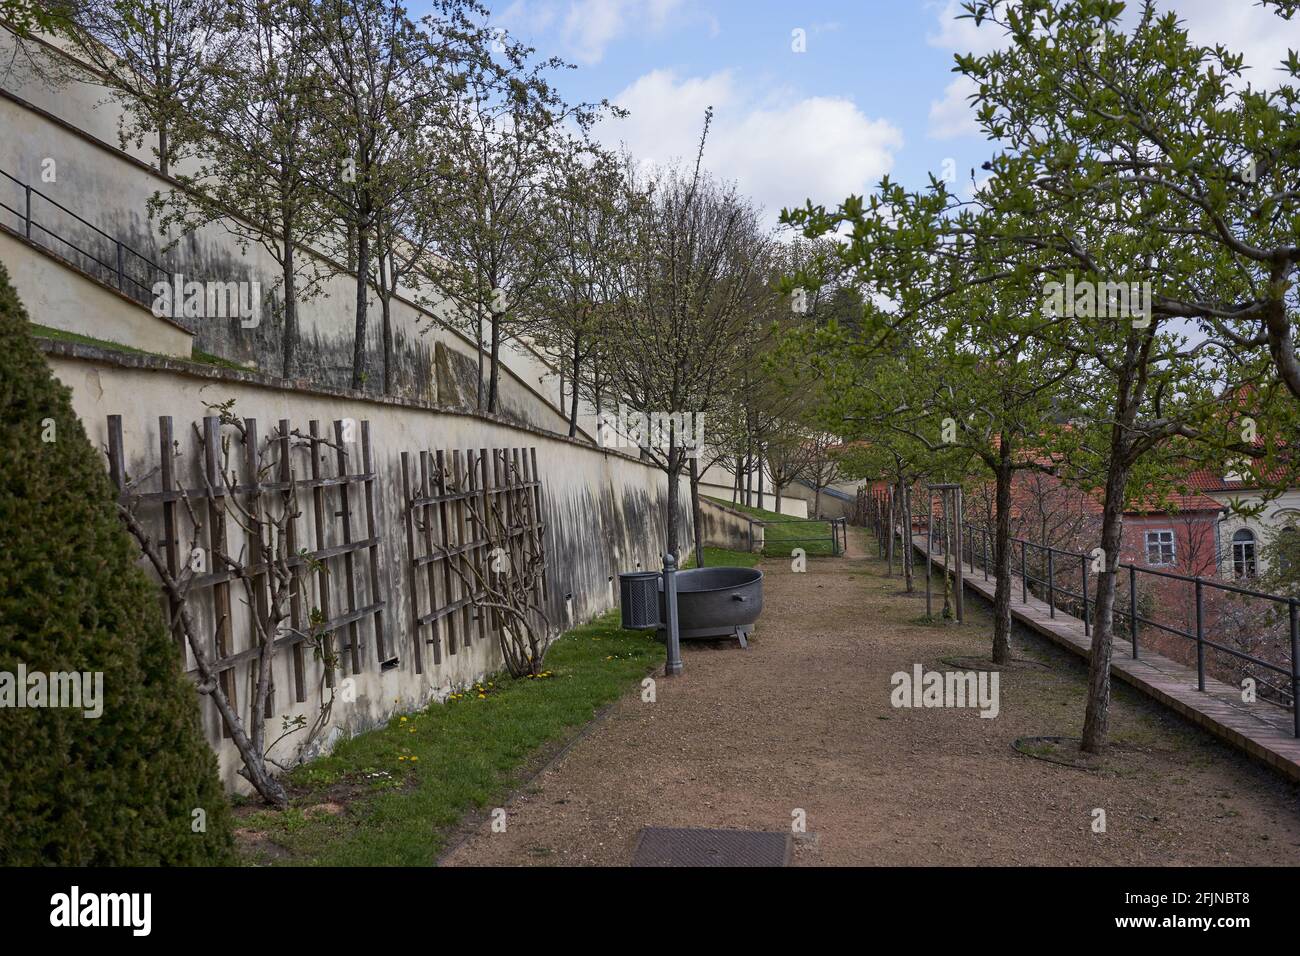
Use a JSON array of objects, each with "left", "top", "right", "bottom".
[{"left": 444, "top": 529, "right": 1300, "bottom": 866}]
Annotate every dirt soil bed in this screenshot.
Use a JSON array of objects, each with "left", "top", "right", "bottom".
[{"left": 444, "top": 529, "right": 1300, "bottom": 866}]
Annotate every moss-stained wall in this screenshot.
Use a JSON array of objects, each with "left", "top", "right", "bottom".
[
  {"left": 0, "top": 32, "right": 580, "bottom": 434},
  {"left": 44, "top": 343, "right": 690, "bottom": 793}
]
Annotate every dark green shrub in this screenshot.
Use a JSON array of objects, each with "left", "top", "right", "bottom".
[{"left": 0, "top": 263, "right": 233, "bottom": 865}]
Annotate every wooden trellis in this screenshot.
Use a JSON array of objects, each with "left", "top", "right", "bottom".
[
  {"left": 107, "top": 414, "right": 388, "bottom": 735},
  {"left": 401, "top": 445, "right": 548, "bottom": 672}
]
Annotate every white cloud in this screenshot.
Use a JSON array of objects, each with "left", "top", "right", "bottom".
[
  {"left": 926, "top": 0, "right": 1296, "bottom": 80},
  {"left": 598, "top": 69, "right": 903, "bottom": 228},
  {"left": 1161, "top": 0, "right": 1297, "bottom": 81},
  {"left": 926, "top": 0, "right": 1011, "bottom": 57},
  {"left": 500, "top": 0, "right": 686, "bottom": 65},
  {"left": 928, "top": 74, "right": 981, "bottom": 140},
  {"left": 496, "top": 0, "right": 558, "bottom": 35}
]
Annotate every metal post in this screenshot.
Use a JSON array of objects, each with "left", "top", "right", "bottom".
[
  {"left": 1130, "top": 565, "right": 1139, "bottom": 658},
  {"left": 663, "top": 552, "right": 683, "bottom": 676},
  {"left": 982, "top": 529, "right": 988, "bottom": 581},
  {"left": 953, "top": 487, "right": 964, "bottom": 624},
  {"left": 1195, "top": 578, "right": 1205, "bottom": 691},
  {"left": 1081, "top": 552, "right": 1090, "bottom": 636},
  {"left": 886, "top": 488, "right": 895, "bottom": 575},
  {"left": 1047, "top": 550, "right": 1055, "bottom": 619},
  {"left": 925, "top": 494, "right": 935, "bottom": 621},
  {"left": 877, "top": 495, "right": 884, "bottom": 557},
  {"left": 1289, "top": 599, "right": 1299, "bottom": 738},
  {"left": 1021, "top": 539, "right": 1028, "bottom": 604},
  {"left": 24, "top": 184, "right": 32, "bottom": 239}
]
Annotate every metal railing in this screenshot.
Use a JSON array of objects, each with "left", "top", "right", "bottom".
[
  {"left": 863, "top": 489, "right": 1300, "bottom": 737},
  {"left": 756, "top": 514, "right": 847, "bottom": 556},
  {"left": 0, "top": 167, "right": 171, "bottom": 308}
]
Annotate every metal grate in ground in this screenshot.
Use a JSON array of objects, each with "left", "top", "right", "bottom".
[{"left": 630, "top": 827, "right": 792, "bottom": 867}]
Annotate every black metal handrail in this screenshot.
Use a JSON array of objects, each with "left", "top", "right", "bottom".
[
  {"left": 863, "top": 488, "right": 1300, "bottom": 736},
  {"left": 0, "top": 167, "right": 171, "bottom": 307},
  {"left": 747, "top": 514, "right": 847, "bottom": 556}
]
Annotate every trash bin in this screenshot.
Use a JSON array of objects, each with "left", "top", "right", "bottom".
[{"left": 619, "top": 571, "right": 661, "bottom": 630}]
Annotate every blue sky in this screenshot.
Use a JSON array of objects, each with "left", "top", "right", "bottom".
[{"left": 440, "top": 0, "right": 1296, "bottom": 229}]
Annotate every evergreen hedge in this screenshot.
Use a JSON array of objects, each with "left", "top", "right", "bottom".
[{"left": 0, "top": 262, "right": 234, "bottom": 865}]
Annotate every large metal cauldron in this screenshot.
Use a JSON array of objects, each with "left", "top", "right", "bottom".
[{"left": 658, "top": 566, "right": 763, "bottom": 648}]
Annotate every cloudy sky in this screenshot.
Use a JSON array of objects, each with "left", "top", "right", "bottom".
[{"left": 442, "top": 0, "right": 1296, "bottom": 228}]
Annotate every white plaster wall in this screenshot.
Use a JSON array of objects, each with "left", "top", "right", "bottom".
[
  {"left": 0, "top": 228, "right": 193, "bottom": 355},
  {"left": 46, "top": 345, "right": 689, "bottom": 792}
]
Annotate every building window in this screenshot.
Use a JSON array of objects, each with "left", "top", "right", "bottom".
[
  {"left": 1145, "top": 530, "right": 1176, "bottom": 566},
  {"left": 1280, "top": 526, "right": 1298, "bottom": 574},
  {"left": 1232, "top": 528, "right": 1257, "bottom": 578}
]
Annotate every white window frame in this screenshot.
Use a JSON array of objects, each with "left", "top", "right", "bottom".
[
  {"left": 1145, "top": 529, "right": 1176, "bottom": 566},
  {"left": 1231, "top": 528, "right": 1257, "bottom": 578}
]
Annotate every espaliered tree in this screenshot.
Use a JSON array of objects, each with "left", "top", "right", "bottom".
[{"left": 786, "top": 0, "right": 1297, "bottom": 752}]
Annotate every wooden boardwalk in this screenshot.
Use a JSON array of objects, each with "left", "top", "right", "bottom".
[{"left": 908, "top": 534, "right": 1300, "bottom": 784}]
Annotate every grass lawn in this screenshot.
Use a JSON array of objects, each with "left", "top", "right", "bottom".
[
  {"left": 703, "top": 496, "right": 835, "bottom": 557},
  {"left": 696, "top": 546, "right": 760, "bottom": 568},
  {"left": 234, "top": 610, "right": 668, "bottom": 866}
]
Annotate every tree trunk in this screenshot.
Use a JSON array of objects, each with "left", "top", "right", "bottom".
[
  {"left": 690, "top": 456, "right": 704, "bottom": 568},
  {"left": 901, "top": 478, "right": 914, "bottom": 593},
  {"left": 351, "top": 228, "right": 369, "bottom": 390},
  {"left": 568, "top": 336, "right": 581, "bottom": 438},
  {"left": 381, "top": 290, "right": 393, "bottom": 395},
  {"left": 487, "top": 313, "right": 502, "bottom": 414},
  {"left": 475, "top": 304, "right": 485, "bottom": 411},
  {"left": 757, "top": 455, "right": 765, "bottom": 511},
  {"left": 774, "top": 482, "right": 783, "bottom": 515},
  {"left": 992, "top": 451, "right": 1014, "bottom": 664},
  {"left": 378, "top": 246, "right": 393, "bottom": 395},
  {"left": 744, "top": 448, "right": 753, "bottom": 506},
  {"left": 158, "top": 118, "right": 169, "bottom": 177},
  {"left": 941, "top": 492, "right": 953, "bottom": 619},
  {"left": 666, "top": 461, "right": 681, "bottom": 559},
  {"left": 1080, "top": 453, "right": 1130, "bottom": 753},
  {"left": 280, "top": 239, "right": 297, "bottom": 380}
]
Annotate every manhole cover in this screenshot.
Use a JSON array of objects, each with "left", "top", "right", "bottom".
[{"left": 631, "top": 827, "right": 792, "bottom": 867}]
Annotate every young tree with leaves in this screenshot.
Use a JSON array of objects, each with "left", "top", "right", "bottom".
[
  {"left": 602, "top": 115, "right": 774, "bottom": 555},
  {"left": 61, "top": 0, "right": 235, "bottom": 175}
]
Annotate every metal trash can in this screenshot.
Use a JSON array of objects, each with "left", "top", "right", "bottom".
[{"left": 619, "top": 571, "right": 661, "bottom": 630}]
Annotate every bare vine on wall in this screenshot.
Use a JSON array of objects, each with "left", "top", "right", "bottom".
[
  {"left": 114, "top": 401, "right": 343, "bottom": 808},
  {"left": 417, "top": 455, "right": 552, "bottom": 678}
]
